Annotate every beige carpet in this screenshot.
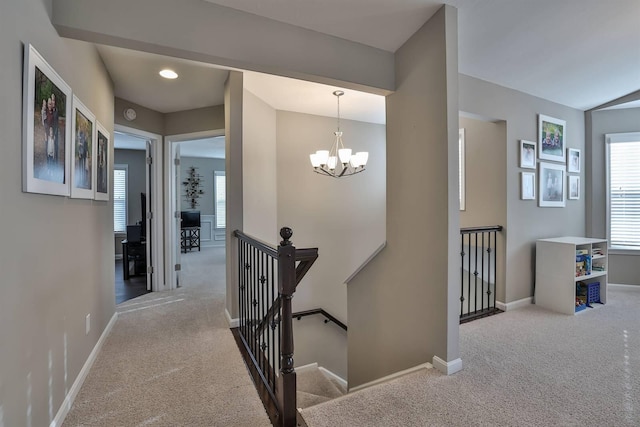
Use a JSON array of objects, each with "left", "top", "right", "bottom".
[
  {"left": 302, "top": 285, "right": 640, "bottom": 426},
  {"left": 297, "top": 368, "right": 346, "bottom": 409},
  {"left": 63, "top": 246, "right": 271, "bottom": 427}
]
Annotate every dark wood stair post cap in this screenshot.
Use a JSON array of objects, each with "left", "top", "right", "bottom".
[{"left": 280, "top": 227, "right": 293, "bottom": 246}]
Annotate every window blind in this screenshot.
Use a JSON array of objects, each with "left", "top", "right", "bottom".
[
  {"left": 113, "top": 167, "right": 127, "bottom": 233},
  {"left": 214, "top": 171, "right": 226, "bottom": 229},
  {"left": 609, "top": 139, "right": 640, "bottom": 249}
]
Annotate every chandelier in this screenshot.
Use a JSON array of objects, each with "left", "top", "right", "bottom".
[{"left": 309, "top": 90, "right": 369, "bottom": 177}]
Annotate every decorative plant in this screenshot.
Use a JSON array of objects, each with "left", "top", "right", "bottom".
[{"left": 183, "top": 166, "right": 204, "bottom": 209}]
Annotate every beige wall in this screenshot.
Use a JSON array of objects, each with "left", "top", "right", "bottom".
[
  {"left": 459, "top": 117, "right": 507, "bottom": 302},
  {"left": 276, "top": 111, "right": 386, "bottom": 378},
  {"left": 347, "top": 6, "right": 460, "bottom": 387},
  {"left": 459, "top": 75, "right": 586, "bottom": 303},
  {"left": 0, "top": 0, "right": 114, "bottom": 425},
  {"left": 586, "top": 106, "right": 640, "bottom": 285},
  {"left": 242, "top": 89, "right": 278, "bottom": 243}
]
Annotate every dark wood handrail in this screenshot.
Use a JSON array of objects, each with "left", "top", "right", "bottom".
[
  {"left": 460, "top": 225, "right": 503, "bottom": 234},
  {"left": 234, "top": 230, "right": 279, "bottom": 258},
  {"left": 293, "top": 308, "right": 347, "bottom": 331}
]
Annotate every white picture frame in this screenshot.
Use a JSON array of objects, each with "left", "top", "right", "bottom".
[
  {"left": 539, "top": 162, "right": 565, "bottom": 207},
  {"left": 520, "top": 140, "right": 537, "bottom": 169},
  {"left": 538, "top": 114, "right": 566, "bottom": 163},
  {"left": 568, "top": 175, "right": 580, "bottom": 200},
  {"left": 521, "top": 172, "right": 536, "bottom": 200},
  {"left": 567, "top": 148, "right": 581, "bottom": 173},
  {"left": 22, "top": 44, "right": 72, "bottom": 196},
  {"left": 70, "top": 95, "right": 96, "bottom": 199},
  {"left": 94, "top": 121, "right": 110, "bottom": 201}
]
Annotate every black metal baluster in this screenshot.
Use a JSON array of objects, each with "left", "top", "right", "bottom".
[
  {"left": 474, "top": 232, "right": 479, "bottom": 314},
  {"left": 271, "top": 256, "right": 276, "bottom": 381},
  {"left": 481, "top": 231, "right": 485, "bottom": 312},
  {"left": 460, "top": 233, "right": 464, "bottom": 317},
  {"left": 493, "top": 230, "right": 497, "bottom": 310}
]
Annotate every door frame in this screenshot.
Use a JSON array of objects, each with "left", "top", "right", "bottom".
[
  {"left": 114, "top": 124, "right": 164, "bottom": 292},
  {"left": 165, "top": 129, "right": 225, "bottom": 290}
]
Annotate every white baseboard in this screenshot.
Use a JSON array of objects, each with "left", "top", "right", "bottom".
[
  {"left": 432, "top": 356, "right": 462, "bottom": 376},
  {"left": 295, "top": 362, "right": 319, "bottom": 373},
  {"left": 51, "top": 312, "right": 118, "bottom": 427},
  {"left": 294, "top": 363, "right": 348, "bottom": 391},
  {"left": 349, "top": 362, "right": 432, "bottom": 393},
  {"left": 496, "top": 296, "right": 532, "bottom": 312},
  {"left": 225, "top": 309, "right": 239, "bottom": 328},
  {"left": 114, "top": 254, "right": 123, "bottom": 261},
  {"left": 319, "top": 366, "right": 348, "bottom": 390},
  {"left": 609, "top": 283, "right": 640, "bottom": 288}
]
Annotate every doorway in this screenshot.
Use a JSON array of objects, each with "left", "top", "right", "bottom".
[
  {"left": 165, "top": 130, "right": 225, "bottom": 292},
  {"left": 113, "top": 125, "right": 164, "bottom": 304}
]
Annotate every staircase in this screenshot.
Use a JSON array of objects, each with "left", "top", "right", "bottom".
[{"left": 296, "top": 367, "right": 346, "bottom": 410}]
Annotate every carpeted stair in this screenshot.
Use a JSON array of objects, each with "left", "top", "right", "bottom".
[{"left": 296, "top": 367, "right": 346, "bottom": 409}]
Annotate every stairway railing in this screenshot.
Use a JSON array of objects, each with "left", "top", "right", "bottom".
[
  {"left": 293, "top": 308, "right": 347, "bottom": 331},
  {"left": 459, "top": 225, "right": 503, "bottom": 323},
  {"left": 234, "top": 227, "right": 318, "bottom": 427}
]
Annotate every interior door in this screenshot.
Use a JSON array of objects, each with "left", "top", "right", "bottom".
[{"left": 145, "top": 140, "right": 153, "bottom": 291}]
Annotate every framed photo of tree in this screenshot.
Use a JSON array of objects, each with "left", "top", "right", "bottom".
[
  {"left": 22, "top": 44, "right": 72, "bottom": 196},
  {"left": 538, "top": 114, "right": 566, "bottom": 163}
]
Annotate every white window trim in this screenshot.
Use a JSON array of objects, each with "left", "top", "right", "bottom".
[
  {"left": 605, "top": 131, "right": 640, "bottom": 253},
  {"left": 459, "top": 128, "right": 466, "bottom": 211},
  {"left": 114, "top": 164, "right": 128, "bottom": 233},
  {"left": 214, "top": 170, "right": 226, "bottom": 230}
]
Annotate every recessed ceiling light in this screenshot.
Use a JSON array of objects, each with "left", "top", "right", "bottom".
[{"left": 159, "top": 69, "right": 178, "bottom": 79}]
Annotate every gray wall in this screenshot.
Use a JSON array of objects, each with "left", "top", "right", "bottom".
[
  {"left": 166, "top": 105, "right": 225, "bottom": 136},
  {"left": 114, "top": 149, "right": 146, "bottom": 225},
  {"left": 459, "top": 116, "right": 507, "bottom": 302},
  {"left": 587, "top": 106, "right": 640, "bottom": 285},
  {"left": 52, "top": 0, "right": 394, "bottom": 94},
  {"left": 0, "top": 0, "right": 114, "bottom": 425},
  {"left": 114, "top": 97, "right": 163, "bottom": 135},
  {"left": 225, "top": 72, "right": 244, "bottom": 318},
  {"left": 347, "top": 6, "right": 460, "bottom": 387},
  {"left": 459, "top": 75, "right": 586, "bottom": 303},
  {"left": 180, "top": 156, "right": 225, "bottom": 216}
]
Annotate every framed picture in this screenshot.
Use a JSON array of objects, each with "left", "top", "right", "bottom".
[
  {"left": 70, "top": 95, "right": 96, "bottom": 199},
  {"left": 538, "top": 114, "right": 566, "bottom": 163},
  {"left": 568, "top": 175, "right": 580, "bottom": 200},
  {"left": 22, "top": 44, "right": 72, "bottom": 196},
  {"left": 520, "top": 140, "right": 536, "bottom": 169},
  {"left": 94, "top": 121, "right": 110, "bottom": 201},
  {"left": 539, "top": 162, "right": 565, "bottom": 207},
  {"left": 567, "top": 148, "right": 581, "bottom": 173},
  {"left": 521, "top": 172, "right": 536, "bottom": 200}
]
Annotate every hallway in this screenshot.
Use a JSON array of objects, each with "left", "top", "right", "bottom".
[{"left": 63, "top": 247, "right": 271, "bottom": 426}]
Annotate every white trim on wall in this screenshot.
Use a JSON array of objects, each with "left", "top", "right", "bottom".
[
  {"left": 432, "top": 356, "right": 463, "bottom": 376},
  {"left": 349, "top": 363, "right": 432, "bottom": 393},
  {"left": 496, "top": 296, "right": 533, "bottom": 312},
  {"left": 51, "top": 312, "right": 118, "bottom": 427}
]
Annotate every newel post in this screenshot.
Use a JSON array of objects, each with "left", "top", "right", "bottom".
[{"left": 277, "top": 227, "right": 297, "bottom": 426}]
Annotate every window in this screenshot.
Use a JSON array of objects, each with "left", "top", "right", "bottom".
[
  {"left": 607, "top": 132, "right": 640, "bottom": 249},
  {"left": 113, "top": 165, "right": 128, "bottom": 233},
  {"left": 459, "top": 128, "right": 466, "bottom": 211},
  {"left": 214, "top": 170, "right": 226, "bottom": 229}
]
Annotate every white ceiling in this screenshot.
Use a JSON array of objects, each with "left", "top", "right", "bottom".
[
  {"left": 98, "top": 0, "right": 640, "bottom": 117},
  {"left": 97, "top": 45, "right": 229, "bottom": 114}
]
